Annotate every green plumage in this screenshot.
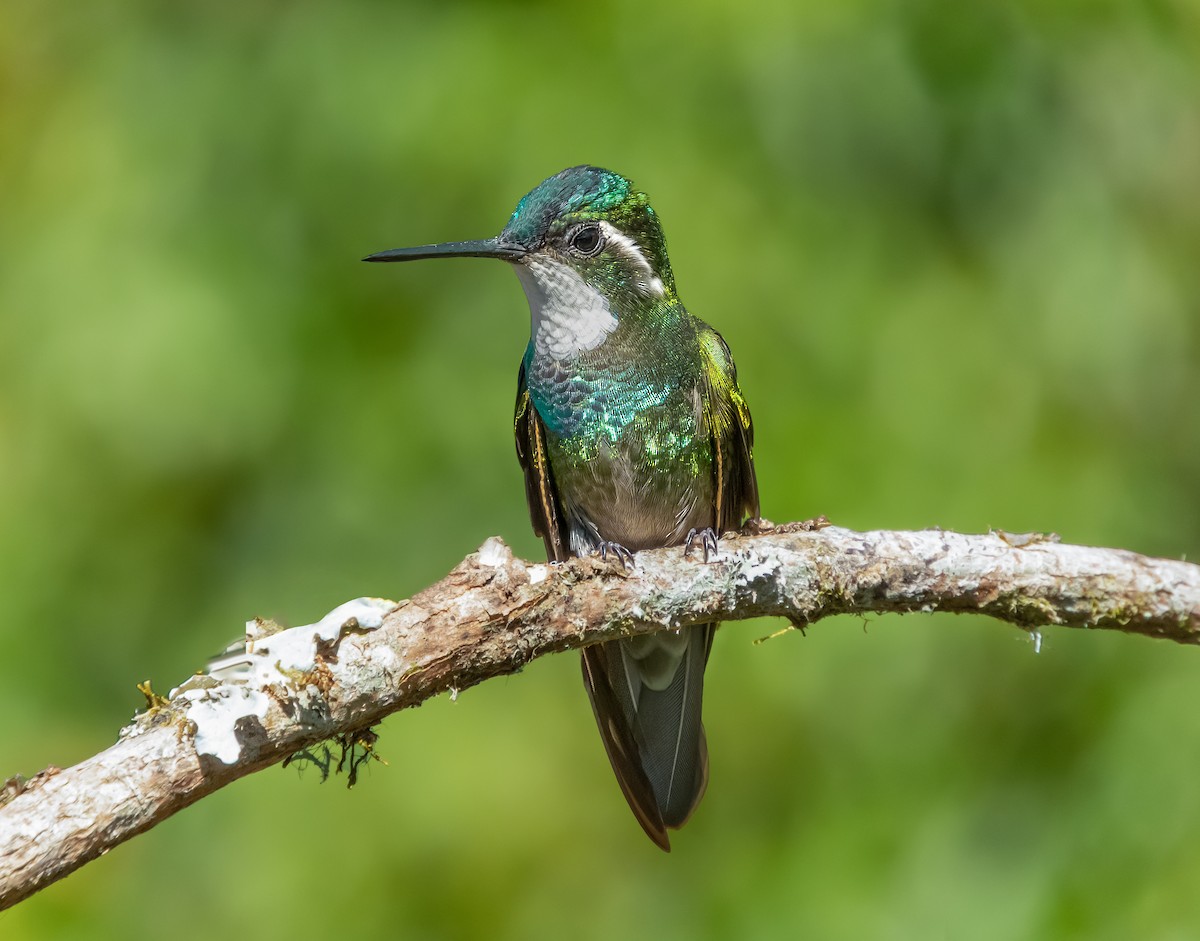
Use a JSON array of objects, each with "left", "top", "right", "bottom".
[
  {"left": 518, "top": 310, "right": 751, "bottom": 556},
  {"left": 368, "top": 166, "right": 758, "bottom": 850}
]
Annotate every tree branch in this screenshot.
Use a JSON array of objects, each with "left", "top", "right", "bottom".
[{"left": 2, "top": 523, "right": 1197, "bottom": 909}]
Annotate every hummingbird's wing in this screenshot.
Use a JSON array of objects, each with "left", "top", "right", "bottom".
[
  {"left": 514, "top": 360, "right": 570, "bottom": 562},
  {"left": 698, "top": 327, "right": 760, "bottom": 529}
]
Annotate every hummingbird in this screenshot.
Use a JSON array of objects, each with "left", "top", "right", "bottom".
[{"left": 365, "top": 166, "right": 758, "bottom": 850}]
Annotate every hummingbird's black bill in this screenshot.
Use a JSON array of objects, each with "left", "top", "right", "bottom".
[{"left": 362, "top": 238, "right": 526, "bottom": 263}]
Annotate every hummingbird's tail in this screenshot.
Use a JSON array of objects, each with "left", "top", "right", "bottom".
[{"left": 581, "top": 623, "right": 713, "bottom": 851}]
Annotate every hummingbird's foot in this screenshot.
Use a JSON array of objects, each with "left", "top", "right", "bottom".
[
  {"left": 597, "top": 541, "right": 636, "bottom": 571},
  {"left": 684, "top": 527, "right": 720, "bottom": 562}
]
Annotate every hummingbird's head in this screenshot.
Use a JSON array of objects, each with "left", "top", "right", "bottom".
[
  {"left": 498, "top": 166, "right": 675, "bottom": 301},
  {"left": 365, "top": 166, "right": 676, "bottom": 358}
]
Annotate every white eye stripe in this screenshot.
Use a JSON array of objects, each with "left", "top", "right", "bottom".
[
  {"left": 597, "top": 221, "right": 652, "bottom": 274},
  {"left": 598, "top": 221, "right": 665, "bottom": 298}
]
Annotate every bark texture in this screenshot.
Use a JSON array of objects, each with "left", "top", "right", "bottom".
[{"left": 2, "top": 523, "right": 1197, "bottom": 909}]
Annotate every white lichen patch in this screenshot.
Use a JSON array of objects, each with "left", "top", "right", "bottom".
[
  {"left": 251, "top": 597, "right": 393, "bottom": 675},
  {"left": 173, "top": 597, "right": 395, "bottom": 765},
  {"left": 359, "top": 643, "right": 400, "bottom": 671},
  {"left": 527, "top": 564, "right": 550, "bottom": 585},
  {"left": 477, "top": 537, "right": 510, "bottom": 567},
  {"left": 182, "top": 687, "right": 271, "bottom": 764},
  {"left": 739, "top": 549, "right": 781, "bottom": 582}
]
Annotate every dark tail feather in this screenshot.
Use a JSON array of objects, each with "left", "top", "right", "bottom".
[{"left": 581, "top": 624, "right": 713, "bottom": 849}]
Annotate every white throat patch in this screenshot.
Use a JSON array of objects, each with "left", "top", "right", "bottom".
[{"left": 515, "top": 256, "right": 619, "bottom": 360}]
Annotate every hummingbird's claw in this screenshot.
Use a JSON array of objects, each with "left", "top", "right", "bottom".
[
  {"left": 684, "top": 527, "right": 720, "bottom": 562},
  {"left": 598, "top": 541, "right": 636, "bottom": 571}
]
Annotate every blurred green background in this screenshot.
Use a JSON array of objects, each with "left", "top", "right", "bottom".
[{"left": 2, "top": 0, "right": 1199, "bottom": 938}]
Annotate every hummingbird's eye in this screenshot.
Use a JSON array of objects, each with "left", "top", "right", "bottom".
[{"left": 568, "top": 224, "right": 603, "bottom": 257}]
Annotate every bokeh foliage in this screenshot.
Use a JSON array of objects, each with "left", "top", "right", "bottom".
[{"left": 2, "top": 1, "right": 1199, "bottom": 937}]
